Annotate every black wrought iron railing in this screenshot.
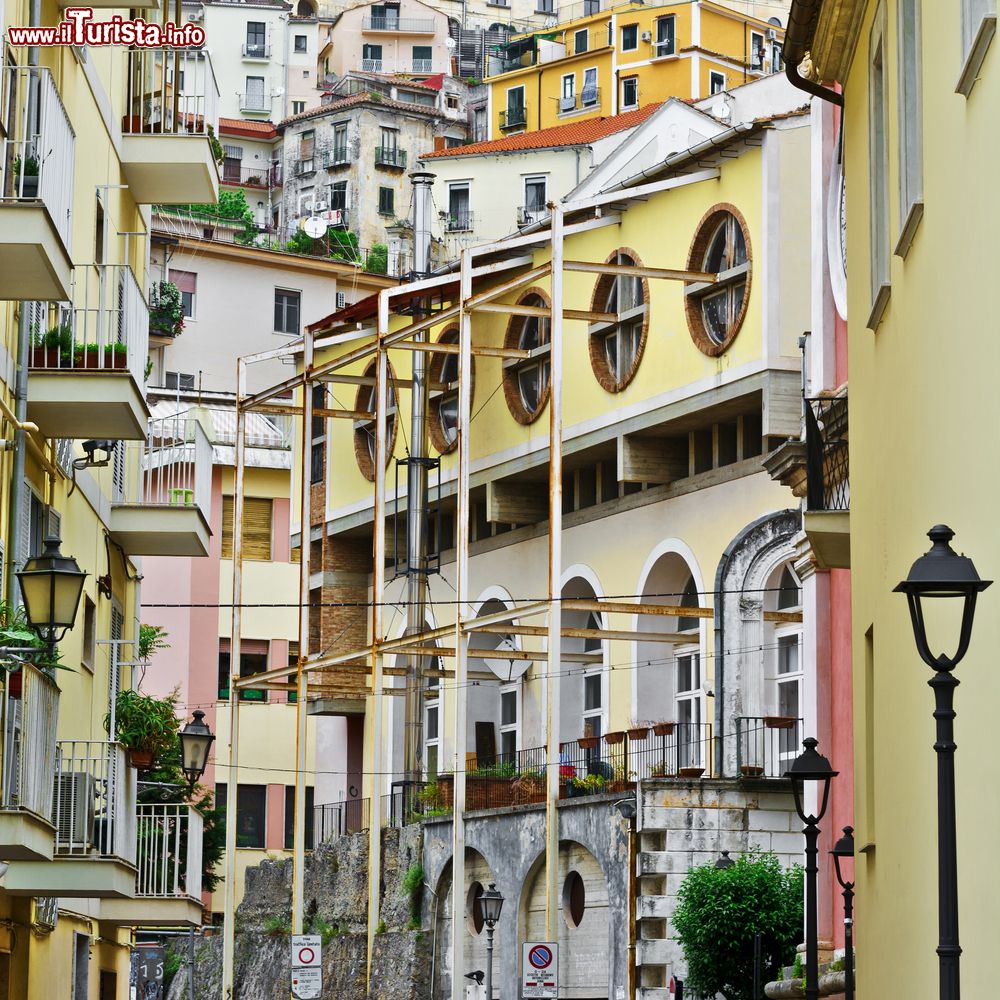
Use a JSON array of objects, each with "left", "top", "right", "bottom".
[
  {"left": 805, "top": 394, "right": 849, "bottom": 511},
  {"left": 375, "top": 146, "right": 407, "bottom": 169},
  {"left": 314, "top": 797, "right": 370, "bottom": 844},
  {"left": 445, "top": 210, "right": 474, "bottom": 232},
  {"left": 735, "top": 716, "right": 803, "bottom": 779},
  {"left": 499, "top": 107, "right": 527, "bottom": 129},
  {"left": 626, "top": 723, "right": 715, "bottom": 780}
]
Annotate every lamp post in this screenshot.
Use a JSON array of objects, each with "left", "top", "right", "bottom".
[
  {"left": 894, "top": 524, "right": 990, "bottom": 1000},
  {"left": 831, "top": 826, "right": 855, "bottom": 1000},
  {"left": 179, "top": 710, "right": 215, "bottom": 791},
  {"left": 715, "top": 850, "right": 735, "bottom": 869},
  {"left": 481, "top": 882, "right": 504, "bottom": 999},
  {"left": 616, "top": 798, "right": 638, "bottom": 1000},
  {"left": 784, "top": 738, "right": 838, "bottom": 1000},
  {"left": 15, "top": 535, "right": 87, "bottom": 658}
]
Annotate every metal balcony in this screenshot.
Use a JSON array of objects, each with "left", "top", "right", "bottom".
[
  {"left": 445, "top": 210, "right": 474, "bottom": 232},
  {"left": 325, "top": 145, "right": 351, "bottom": 168},
  {"left": 362, "top": 16, "right": 435, "bottom": 32},
  {"left": 361, "top": 58, "right": 383, "bottom": 73},
  {"left": 735, "top": 716, "right": 803, "bottom": 779},
  {"left": 239, "top": 92, "right": 271, "bottom": 113},
  {"left": 122, "top": 48, "right": 220, "bottom": 204},
  {"left": 375, "top": 146, "right": 407, "bottom": 169},
  {"left": 0, "top": 65, "right": 76, "bottom": 300},
  {"left": 412, "top": 59, "right": 434, "bottom": 72},
  {"left": 241, "top": 42, "right": 271, "bottom": 59},
  {"left": 804, "top": 393, "right": 850, "bottom": 569},
  {"left": 499, "top": 107, "right": 527, "bottom": 130},
  {"left": 110, "top": 413, "right": 213, "bottom": 557}
]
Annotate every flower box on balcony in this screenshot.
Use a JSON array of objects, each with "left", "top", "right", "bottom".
[
  {"left": 29, "top": 347, "right": 68, "bottom": 368},
  {"left": 627, "top": 726, "right": 649, "bottom": 741},
  {"left": 75, "top": 345, "right": 128, "bottom": 370},
  {"left": 604, "top": 731, "right": 625, "bottom": 746},
  {"left": 678, "top": 766, "right": 705, "bottom": 778},
  {"left": 652, "top": 722, "right": 675, "bottom": 736},
  {"left": 740, "top": 764, "right": 765, "bottom": 777},
  {"left": 764, "top": 716, "right": 797, "bottom": 730},
  {"left": 578, "top": 735, "right": 600, "bottom": 750}
]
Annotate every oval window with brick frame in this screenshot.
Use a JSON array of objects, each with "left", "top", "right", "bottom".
[
  {"left": 502, "top": 288, "right": 551, "bottom": 425},
  {"left": 588, "top": 248, "right": 649, "bottom": 393},
  {"left": 684, "top": 204, "right": 752, "bottom": 357},
  {"left": 353, "top": 358, "right": 399, "bottom": 482},
  {"left": 428, "top": 325, "right": 475, "bottom": 455}
]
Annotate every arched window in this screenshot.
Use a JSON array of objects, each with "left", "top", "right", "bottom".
[
  {"left": 296, "top": 0, "right": 317, "bottom": 15},
  {"left": 353, "top": 359, "right": 397, "bottom": 481},
  {"left": 503, "top": 291, "right": 551, "bottom": 423},
  {"left": 685, "top": 205, "right": 752, "bottom": 356},
  {"left": 589, "top": 250, "right": 648, "bottom": 391},
  {"left": 428, "top": 326, "right": 474, "bottom": 454},
  {"left": 776, "top": 566, "right": 800, "bottom": 609}
]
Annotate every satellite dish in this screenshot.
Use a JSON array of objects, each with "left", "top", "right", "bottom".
[
  {"left": 480, "top": 634, "right": 530, "bottom": 682},
  {"left": 303, "top": 217, "right": 327, "bottom": 238},
  {"left": 445, "top": 37, "right": 456, "bottom": 49},
  {"left": 714, "top": 100, "right": 731, "bottom": 120}
]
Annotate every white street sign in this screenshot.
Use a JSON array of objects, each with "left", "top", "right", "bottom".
[
  {"left": 522, "top": 941, "right": 558, "bottom": 999},
  {"left": 291, "top": 966, "right": 322, "bottom": 1000},
  {"left": 291, "top": 934, "right": 322, "bottom": 968}
]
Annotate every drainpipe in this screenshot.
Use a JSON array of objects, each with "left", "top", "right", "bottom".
[
  {"left": 8, "top": 0, "right": 43, "bottom": 605},
  {"left": 402, "top": 171, "right": 436, "bottom": 789},
  {"left": 783, "top": 0, "right": 843, "bottom": 106}
]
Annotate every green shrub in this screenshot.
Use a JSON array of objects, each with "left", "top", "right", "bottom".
[
  {"left": 104, "top": 688, "right": 180, "bottom": 762},
  {"left": 401, "top": 863, "right": 425, "bottom": 925},
  {"left": 263, "top": 915, "right": 291, "bottom": 938},
  {"left": 366, "top": 243, "right": 388, "bottom": 274}
]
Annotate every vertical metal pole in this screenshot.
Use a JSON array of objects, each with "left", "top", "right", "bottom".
[
  {"left": 188, "top": 927, "right": 195, "bottom": 1000},
  {"left": 291, "top": 328, "right": 314, "bottom": 941},
  {"left": 627, "top": 816, "right": 637, "bottom": 1000},
  {"left": 804, "top": 819, "right": 820, "bottom": 1000},
  {"left": 450, "top": 250, "right": 473, "bottom": 1000},
  {"left": 931, "top": 670, "right": 961, "bottom": 1000},
  {"left": 842, "top": 886, "right": 854, "bottom": 1000},
  {"left": 485, "top": 924, "right": 495, "bottom": 1000},
  {"left": 222, "top": 361, "right": 247, "bottom": 999},
  {"left": 545, "top": 204, "right": 564, "bottom": 938},
  {"left": 366, "top": 294, "right": 390, "bottom": 990},
  {"left": 753, "top": 932, "right": 762, "bottom": 1000}
]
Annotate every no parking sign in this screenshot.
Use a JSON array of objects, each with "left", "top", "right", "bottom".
[{"left": 522, "top": 942, "right": 558, "bottom": 999}]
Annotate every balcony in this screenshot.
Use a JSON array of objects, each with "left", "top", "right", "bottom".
[
  {"left": 412, "top": 59, "right": 434, "bottom": 72},
  {"left": 314, "top": 798, "right": 370, "bottom": 844},
  {"left": 324, "top": 145, "right": 351, "bottom": 169},
  {"left": 294, "top": 157, "right": 316, "bottom": 176},
  {"left": 221, "top": 162, "right": 282, "bottom": 189},
  {"left": 0, "top": 66, "right": 75, "bottom": 301},
  {"left": 362, "top": 16, "right": 435, "bottom": 32},
  {"left": 517, "top": 204, "right": 549, "bottom": 227},
  {"left": 121, "top": 48, "right": 220, "bottom": 204},
  {"left": 110, "top": 414, "right": 212, "bottom": 557},
  {"left": 361, "top": 58, "right": 383, "bottom": 73},
  {"left": 804, "top": 394, "right": 849, "bottom": 569},
  {"left": 27, "top": 265, "right": 150, "bottom": 440},
  {"left": 558, "top": 89, "right": 602, "bottom": 114},
  {"left": 735, "top": 716, "right": 803, "bottom": 779},
  {"left": 5, "top": 741, "right": 138, "bottom": 898},
  {"left": 499, "top": 107, "right": 527, "bottom": 130},
  {"left": 445, "top": 209, "right": 474, "bottom": 233},
  {"left": 239, "top": 91, "right": 271, "bottom": 114},
  {"left": 100, "top": 804, "right": 204, "bottom": 927},
  {"left": 241, "top": 42, "right": 271, "bottom": 60},
  {"left": 375, "top": 146, "right": 407, "bottom": 170},
  {"left": 0, "top": 664, "right": 59, "bottom": 861}
]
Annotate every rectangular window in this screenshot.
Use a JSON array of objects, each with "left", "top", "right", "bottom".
[
  {"left": 72, "top": 933, "right": 89, "bottom": 1000},
  {"left": 245, "top": 76, "right": 265, "bottom": 110},
  {"left": 292, "top": 100, "right": 305, "bottom": 115},
  {"left": 284, "top": 785, "right": 315, "bottom": 849},
  {"left": 221, "top": 495, "right": 273, "bottom": 561},
  {"left": 524, "top": 175, "right": 546, "bottom": 213},
  {"left": 560, "top": 73, "right": 576, "bottom": 111},
  {"left": 380, "top": 127, "right": 398, "bottom": 151},
  {"left": 164, "top": 371, "right": 195, "bottom": 391},
  {"left": 81, "top": 595, "right": 96, "bottom": 670},
  {"left": 775, "top": 633, "right": 802, "bottom": 758},
  {"left": 709, "top": 70, "right": 726, "bottom": 94},
  {"left": 581, "top": 66, "right": 598, "bottom": 106},
  {"left": 311, "top": 385, "right": 326, "bottom": 484},
  {"left": 218, "top": 646, "right": 269, "bottom": 702},
  {"left": 868, "top": 9, "right": 890, "bottom": 326},
  {"left": 896, "top": 0, "right": 923, "bottom": 254},
  {"left": 500, "top": 688, "right": 517, "bottom": 761},
  {"left": 961, "top": 0, "right": 996, "bottom": 74},
  {"left": 446, "top": 94, "right": 459, "bottom": 110},
  {"left": 246, "top": 21, "right": 266, "bottom": 55},
  {"left": 582, "top": 671, "right": 603, "bottom": 765},
  {"left": 294, "top": 34, "right": 307, "bottom": 53},
  {"left": 218, "top": 783, "right": 267, "bottom": 849},
  {"left": 170, "top": 269, "right": 196, "bottom": 318},
  {"left": 621, "top": 76, "right": 638, "bottom": 109},
  {"left": 363, "top": 43, "right": 383, "bottom": 70},
  {"left": 675, "top": 649, "right": 702, "bottom": 768},
  {"left": 505, "top": 86, "right": 525, "bottom": 127},
  {"left": 274, "top": 288, "right": 301, "bottom": 335},
  {"left": 425, "top": 702, "right": 439, "bottom": 779},
  {"left": 378, "top": 186, "right": 394, "bottom": 216},
  {"left": 574, "top": 28, "right": 589, "bottom": 54},
  {"left": 447, "top": 182, "right": 471, "bottom": 230},
  {"left": 751, "top": 30, "right": 765, "bottom": 69},
  {"left": 412, "top": 45, "right": 432, "bottom": 71},
  {"left": 330, "top": 180, "right": 347, "bottom": 211},
  {"left": 621, "top": 23, "right": 638, "bottom": 51},
  {"left": 655, "top": 15, "right": 676, "bottom": 57}
]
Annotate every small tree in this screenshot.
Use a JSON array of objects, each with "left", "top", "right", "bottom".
[{"left": 672, "top": 850, "right": 803, "bottom": 1000}]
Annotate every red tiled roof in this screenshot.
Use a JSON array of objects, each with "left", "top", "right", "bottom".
[
  {"left": 278, "top": 91, "right": 442, "bottom": 128},
  {"left": 420, "top": 103, "right": 662, "bottom": 159},
  {"left": 219, "top": 117, "right": 278, "bottom": 140},
  {"left": 343, "top": 70, "right": 441, "bottom": 92}
]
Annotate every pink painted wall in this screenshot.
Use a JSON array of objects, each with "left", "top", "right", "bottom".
[{"left": 266, "top": 783, "right": 286, "bottom": 851}]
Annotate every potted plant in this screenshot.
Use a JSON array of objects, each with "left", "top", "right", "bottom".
[
  {"left": 679, "top": 764, "right": 706, "bottom": 778},
  {"left": 649, "top": 760, "right": 675, "bottom": 779},
  {"left": 764, "top": 716, "right": 797, "bottom": 730},
  {"left": 569, "top": 773, "right": 607, "bottom": 797},
  {"left": 627, "top": 719, "right": 650, "bottom": 741},
  {"left": 13, "top": 154, "right": 39, "bottom": 198},
  {"left": 75, "top": 342, "right": 129, "bottom": 369},
  {"left": 149, "top": 280, "right": 185, "bottom": 338},
  {"left": 740, "top": 764, "right": 766, "bottom": 777},
  {"left": 652, "top": 721, "right": 676, "bottom": 736},
  {"left": 105, "top": 688, "right": 180, "bottom": 770},
  {"left": 604, "top": 730, "right": 625, "bottom": 746},
  {"left": 577, "top": 734, "right": 600, "bottom": 751},
  {"left": 30, "top": 324, "right": 73, "bottom": 368}
]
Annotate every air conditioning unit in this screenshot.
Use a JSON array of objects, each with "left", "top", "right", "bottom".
[
  {"left": 53, "top": 772, "right": 96, "bottom": 851},
  {"left": 336, "top": 292, "right": 347, "bottom": 309},
  {"left": 32, "top": 897, "right": 59, "bottom": 933},
  {"left": 314, "top": 201, "right": 329, "bottom": 213},
  {"left": 767, "top": 27, "right": 777, "bottom": 40},
  {"left": 640, "top": 31, "right": 651, "bottom": 42},
  {"left": 559, "top": 95, "right": 576, "bottom": 112}
]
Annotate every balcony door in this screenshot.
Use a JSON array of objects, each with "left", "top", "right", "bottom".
[{"left": 675, "top": 647, "right": 703, "bottom": 769}]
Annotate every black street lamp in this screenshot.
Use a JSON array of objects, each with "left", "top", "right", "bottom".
[
  {"left": 481, "top": 883, "right": 504, "bottom": 1000},
  {"left": 16, "top": 535, "right": 88, "bottom": 657},
  {"left": 784, "top": 737, "right": 838, "bottom": 1000},
  {"left": 179, "top": 710, "right": 215, "bottom": 791},
  {"left": 895, "top": 524, "right": 990, "bottom": 1000},
  {"left": 830, "top": 826, "right": 855, "bottom": 1000},
  {"left": 715, "top": 850, "right": 735, "bottom": 869}
]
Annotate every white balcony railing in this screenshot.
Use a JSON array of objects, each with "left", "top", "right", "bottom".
[
  {"left": 362, "top": 16, "right": 435, "bottom": 31},
  {"left": 239, "top": 92, "right": 270, "bottom": 113},
  {"left": 0, "top": 65, "right": 76, "bottom": 254},
  {"left": 241, "top": 42, "right": 271, "bottom": 59},
  {"left": 135, "top": 804, "right": 203, "bottom": 899},
  {"left": 54, "top": 741, "right": 136, "bottom": 862},
  {"left": 30, "top": 265, "right": 150, "bottom": 389},
  {"left": 362, "top": 58, "right": 384, "bottom": 72},
  {"left": 123, "top": 48, "right": 220, "bottom": 138},
  {"left": 412, "top": 59, "right": 434, "bottom": 72},
  {"left": 1, "top": 663, "right": 59, "bottom": 821}
]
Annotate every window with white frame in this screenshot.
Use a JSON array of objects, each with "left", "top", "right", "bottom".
[
  {"left": 960, "top": 0, "right": 996, "bottom": 93},
  {"left": 170, "top": 269, "right": 196, "bottom": 318},
  {"left": 774, "top": 632, "right": 802, "bottom": 760},
  {"left": 675, "top": 647, "right": 702, "bottom": 768},
  {"left": 581, "top": 67, "right": 599, "bottom": 106},
  {"left": 582, "top": 670, "right": 603, "bottom": 765},
  {"left": 523, "top": 175, "right": 547, "bottom": 223},
  {"left": 561, "top": 73, "right": 576, "bottom": 112},
  {"left": 751, "top": 30, "right": 765, "bottom": 69},
  {"left": 425, "top": 701, "right": 439, "bottom": 778},
  {"left": 500, "top": 687, "right": 517, "bottom": 762},
  {"left": 447, "top": 182, "right": 472, "bottom": 231},
  {"left": 505, "top": 86, "right": 526, "bottom": 127},
  {"left": 896, "top": 0, "right": 923, "bottom": 253},
  {"left": 655, "top": 15, "right": 676, "bottom": 57},
  {"left": 621, "top": 76, "right": 638, "bottom": 109},
  {"left": 868, "top": 8, "right": 890, "bottom": 324},
  {"left": 710, "top": 70, "right": 726, "bottom": 94}
]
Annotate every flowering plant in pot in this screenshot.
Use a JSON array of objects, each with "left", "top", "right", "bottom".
[{"left": 104, "top": 688, "right": 180, "bottom": 770}]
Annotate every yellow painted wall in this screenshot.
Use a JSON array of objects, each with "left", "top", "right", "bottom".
[{"left": 842, "top": 2, "right": 1000, "bottom": 997}]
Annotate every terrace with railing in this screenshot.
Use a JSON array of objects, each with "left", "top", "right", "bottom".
[
  {"left": 134, "top": 803, "right": 203, "bottom": 900},
  {"left": 375, "top": 146, "right": 408, "bottom": 169},
  {"left": 362, "top": 15, "right": 436, "bottom": 32},
  {"left": 123, "top": 48, "right": 219, "bottom": 137},
  {"left": 805, "top": 394, "right": 849, "bottom": 512},
  {"left": 735, "top": 716, "right": 803, "bottom": 779},
  {"left": 499, "top": 106, "right": 528, "bottom": 129},
  {"left": 314, "top": 797, "right": 371, "bottom": 843},
  {"left": 221, "top": 162, "right": 282, "bottom": 189}
]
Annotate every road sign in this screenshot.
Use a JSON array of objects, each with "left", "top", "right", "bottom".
[
  {"left": 522, "top": 941, "right": 558, "bottom": 999},
  {"left": 291, "top": 966, "right": 322, "bottom": 1000},
  {"left": 291, "top": 935, "right": 322, "bottom": 967}
]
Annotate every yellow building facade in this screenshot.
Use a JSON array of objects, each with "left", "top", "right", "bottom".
[
  {"left": 0, "top": 0, "right": 220, "bottom": 995},
  {"left": 788, "top": 0, "right": 1000, "bottom": 997},
  {"left": 487, "top": 0, "right": 787, "bottom": 137}
]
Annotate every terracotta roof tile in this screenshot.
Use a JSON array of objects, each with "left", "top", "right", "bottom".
[
  {"left": 219, "top": 117, "right": 278, "bottom": 139},
  {"left": 420, "top": 103, "right": 661, "bottom": 159},
  {"left": 340, "top": 70, "right": 441, "bottom": 92},
  {"left": 278, "top": 91, "right": 443, "bottom": 128}
]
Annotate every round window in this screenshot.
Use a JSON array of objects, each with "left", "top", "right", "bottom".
[
  {"left": 588, "top": 250, "right": 649, "bottom": 393},
  {"left": 502, "top": 289, "right": 551, "bottom": 424},
  {"left": 684, "top": 205, "right": 752, "bottom": 356},
  {"left": 466, "top": 880, "right": 485, "bottom": 936},
  {"left": 428, "top": 326, "right": 474, "bottom": 455},
  {"left": 353, "top": 358, "right": 398, "bottom": 481},
  {"left": 562, "top": 870, "right": 586, "bottom": 928}
]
